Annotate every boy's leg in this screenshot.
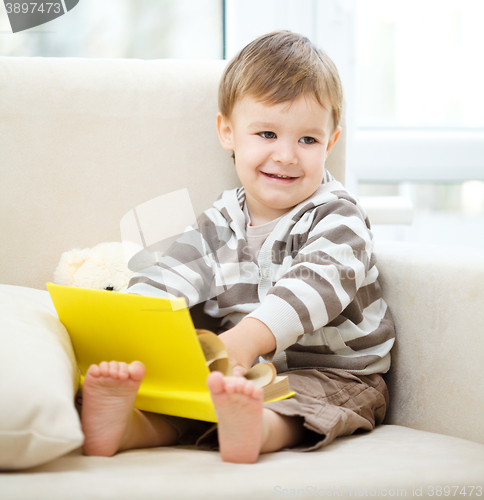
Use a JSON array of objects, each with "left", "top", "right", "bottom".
[
  {"left": 263, "top": 369, "right": 389, "bottom": 452},
  {"left": 81, "top": 361, "right": 304, "bottom": 460},
  {"left": 206, "top": 368, "right": 388, "bottom": 461},
  {"left": 207, "top": 372, "right": 305, "bottom": 463},
  {"left": 260, "top": 408, "right": 305, "bottom": 454},
  {"left": 81, "top": 361, "right": 178, "bottom": 457}
]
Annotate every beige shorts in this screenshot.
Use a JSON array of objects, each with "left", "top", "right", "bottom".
[{"left": 160, "top": 368, "right": 389, "bottom": 452}]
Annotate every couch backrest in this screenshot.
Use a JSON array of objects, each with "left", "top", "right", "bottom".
[{"left": 0, "top": 57, "right": 346, "bottom": 290}]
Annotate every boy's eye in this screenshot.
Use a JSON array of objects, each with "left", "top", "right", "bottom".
[
  {"left": 299, "top": 137, "right": 316, "bottom": 145},
  {"left": 259, "top": 131, "right": 276, "bottom": 139}
]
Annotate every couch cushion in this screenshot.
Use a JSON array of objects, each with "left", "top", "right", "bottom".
[
  {"left": 376, "top": 242, "right": 484, "bottom": 444},
  {"left": 0, "top": 285, "right": 84, "bottom": 470},
  {"left": 0, "top": 425, "right": 482, "bottom": 499}
]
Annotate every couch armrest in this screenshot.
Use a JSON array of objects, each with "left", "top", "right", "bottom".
[{"left": 375, "top": 241, "right": 484, "bottom": 444}]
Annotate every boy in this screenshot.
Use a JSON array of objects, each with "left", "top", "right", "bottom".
[{"left": 80, "top": 31, "right": 395, "bottom": 464}]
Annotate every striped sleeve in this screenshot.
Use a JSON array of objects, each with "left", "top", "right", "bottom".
[{"left": 247, "top": 199, "right": 374, "bottom": 359}]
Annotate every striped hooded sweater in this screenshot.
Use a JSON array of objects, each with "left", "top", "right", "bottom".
[{"left": 128, "top": 173, "right": 395, "bottom": 375}]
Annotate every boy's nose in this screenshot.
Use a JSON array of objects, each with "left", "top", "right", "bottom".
[{"left": 271, "top": 142, "right": 298, "bottom": 166}]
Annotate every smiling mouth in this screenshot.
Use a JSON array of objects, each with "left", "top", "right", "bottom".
[{"left": 262, "top": 172, "right": 297, "bottom": 180}]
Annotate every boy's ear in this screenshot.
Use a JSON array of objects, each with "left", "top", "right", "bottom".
[
  {"left": 326, "top": 126, "right": 342, "bottom": 157},
  {"left": 216, "top": 113, "right": 235, "bottom": 151}
]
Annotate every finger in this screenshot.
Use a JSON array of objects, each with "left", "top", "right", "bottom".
[{"left": 232, "top": 366, "right": 246, "bottom": 377}]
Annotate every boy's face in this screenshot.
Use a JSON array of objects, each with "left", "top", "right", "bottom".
[{"left": 216, "top": 94, "right": 341, "bottom": 225}]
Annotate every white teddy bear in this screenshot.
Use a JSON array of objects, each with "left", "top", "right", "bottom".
[{"left": 54, "top": 241, "right": 146, "bottom": 293}]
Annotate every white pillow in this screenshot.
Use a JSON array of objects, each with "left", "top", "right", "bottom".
[{"left": 0, "top": 285, "right": 84, "bottom": 470}]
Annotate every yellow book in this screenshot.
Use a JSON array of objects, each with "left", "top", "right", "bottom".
[{"left": 47, "top": 283, "right": 294, "bottom": 423}]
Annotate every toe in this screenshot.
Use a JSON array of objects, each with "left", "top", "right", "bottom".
[
  {"left": 244, "top": 379, "right": 262, "bottom": 399},
  {"left": 109, "top": 361, "right": 119, "bottom": 378},
  {"left": 224, "top": 377, "right": 238, "bottom": 395},
  {"left": 99, "top": 361, "right": 110, "bottom": 377},
  {"left": 128, "top": 361, "right": 146, "bottom": 381},
  {"left": 118, "top": 362, "right": 129, "bottom": 380},
  {"left": 242, "top": 380, "right": 255, "bottom": 396},
  {"left": 87, "top": 364, "right": 100, "bottom": 377},
  {"left": 252, "top": 385, "right": 263, "bottom": 400},
  {"left": 234, "top": 378, "right": 247, "bottom": 394},
  {"left": 206, "top": 371, "right": 225, "bottom": 395}
]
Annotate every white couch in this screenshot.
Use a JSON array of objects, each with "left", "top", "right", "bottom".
[{"left": 0, "top": 57, "right": 483, "bottom": 499}]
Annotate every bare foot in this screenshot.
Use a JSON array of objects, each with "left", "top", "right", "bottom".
[
  {"left": 81, "top": 360, "right": 146, "bottom": 457},
  {"left": 207, "top": 371, "right": 264, "bottom": 463}
]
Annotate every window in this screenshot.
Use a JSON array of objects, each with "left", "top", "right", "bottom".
[
  {"left": 359, "top": 181, "right": 484, "bottom": 248},
  {"left": 352, "top": 0, "right": 484, "bottom": 247},
  {"left": 0, "top": 0, "right": 223, "bottom": 59},
  {"left": 352, "top": 0, "right": 484, "bottom": 181},
  {"left": 357, "top": 0, "right": 484, "bottom": 130}
]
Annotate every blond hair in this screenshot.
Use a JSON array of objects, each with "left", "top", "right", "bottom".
[{"left": 218, "top": 30, "right": 343, "bottom": 131}]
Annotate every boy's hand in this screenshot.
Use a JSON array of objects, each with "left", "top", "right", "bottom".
[{"left": 218, "top": 318, "right": 277, "bottom": 377}]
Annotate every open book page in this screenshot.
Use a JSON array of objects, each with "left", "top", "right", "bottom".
[
  {"left": 196, "top": 329, "right": 294, "bottom": 403},
  {"left": 197, "top": 330, "right": 232, "bottom": 376}
]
